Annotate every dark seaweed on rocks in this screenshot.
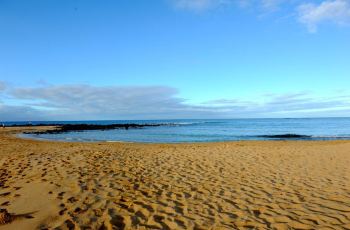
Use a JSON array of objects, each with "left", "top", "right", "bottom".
[
  {"left": 258, "top": 134, "right": 312, "bottom": 139},
  {"left": 19, "top": 123, "right": 165, "bottom": 135}
]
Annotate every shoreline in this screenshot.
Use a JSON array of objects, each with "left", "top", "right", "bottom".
[
  {"left": 13, "top": 126, "right": 350, "bottom": 144},
  {"left": 16, "top": 133, "right": 136, "bottom": 144},
  {"left": 1, "top": 127, "right": 350, "bottom": 229}
]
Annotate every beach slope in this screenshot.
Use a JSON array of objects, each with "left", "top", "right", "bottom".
[{"left": 0, "top": 127, "right": 350, "bottom": 229}]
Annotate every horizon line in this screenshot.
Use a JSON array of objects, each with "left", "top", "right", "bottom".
[{"left": 3, "top": 116, "right": 350, "bottom": 123}]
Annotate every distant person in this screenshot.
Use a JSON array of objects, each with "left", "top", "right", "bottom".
[{"left": 2, "top": 123, "right": 4, "bottom": 128}]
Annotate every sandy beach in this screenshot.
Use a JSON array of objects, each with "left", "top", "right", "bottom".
[{"left": 0, "top": 127, "right": 350, "bottom": 229}]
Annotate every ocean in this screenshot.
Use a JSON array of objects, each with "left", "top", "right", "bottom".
[{"left": 9, "top": 118, "right": 350, "bottom": 143}]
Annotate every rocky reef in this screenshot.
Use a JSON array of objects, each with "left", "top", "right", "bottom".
[{"left": 13, "top": 123, "right": 165, "bottom": 135}]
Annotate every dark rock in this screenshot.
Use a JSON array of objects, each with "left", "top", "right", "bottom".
[
  {"left": 259, "top": 134, "right": 311, "bottom": 139},
  {"left": 18, "top": 123, "right": 168, "bottom": 135}
]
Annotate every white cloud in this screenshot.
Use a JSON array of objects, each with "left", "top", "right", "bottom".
[
  {"left": 170, "top": 0, "right": 231, "bottom": 11},
  {"left": 201, "top": 92, "right": 350, "bottom": 117},
  {"left": 1, "top": 84, "right": 350, "bottom": 120},
  {"left": 170, "top": 0, "right": 350, "bottom": 32},
  {"left": 11, "top": 85, "right": 183, "bottom": 115},
  {"left": 261, "top": 0, "right": 286, "bottom": 10},
  {"left": 2, "top": 84, "right": 220, "bottom": 120},
  {"left": 298, "top": 0, "right": 350, "bottom": 32},
  {"left": 0, "top": 104, "right": 46, "bottom": 121}
]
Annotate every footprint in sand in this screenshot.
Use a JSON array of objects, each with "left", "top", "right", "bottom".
[
  {"left": 0, "top": 192, "right": 11, "bottom": 197},
  {"left": 0, "top": 201, "right": 10, "bottom": 206},
  {"left": 57, "top": 192, "right": 65, "bottom": 199},
  {"left": 0, "top": 209, "right": 35, "bottom": 225}
]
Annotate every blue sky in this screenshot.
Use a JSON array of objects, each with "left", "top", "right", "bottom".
[{"left": 0, "top": 0, "right": 350, "bottom": 120}]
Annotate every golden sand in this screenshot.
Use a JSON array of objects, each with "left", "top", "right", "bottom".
[{"left": 0, "top": 127, "right": 350, "bottom": 229}]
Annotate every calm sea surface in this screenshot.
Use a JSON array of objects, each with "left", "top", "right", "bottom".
[{"left": 8, "top": 118, "right": 350, "bottom": 143}]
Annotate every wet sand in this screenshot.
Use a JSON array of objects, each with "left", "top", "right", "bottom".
[{"left": 0, "top": 127, "right": 350, "bottom": 229}]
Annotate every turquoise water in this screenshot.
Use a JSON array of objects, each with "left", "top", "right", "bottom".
[{"left": 10, "top": 118, "right": 350, "bottom": 143}]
